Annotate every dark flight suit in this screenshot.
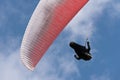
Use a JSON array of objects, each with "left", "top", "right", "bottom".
[{"left": 69, "top": 41, "right": 92, "bottom": 61}]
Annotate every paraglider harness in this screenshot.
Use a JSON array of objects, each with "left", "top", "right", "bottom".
[{"left": 70, "top": 39, "right": 92, "bottom": 61}]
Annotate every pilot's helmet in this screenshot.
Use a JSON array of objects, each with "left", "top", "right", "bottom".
[{"left": 69, "top": 42, "right": 76, "bottom": 48}]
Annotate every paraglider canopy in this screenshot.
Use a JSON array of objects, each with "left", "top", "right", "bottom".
[{"left": 20, "top": 0, "right": 89, "bottom": 70}]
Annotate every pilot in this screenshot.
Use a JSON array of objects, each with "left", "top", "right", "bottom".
[{"left": 69, "top": 41, "right": 92, "bottom": 61}]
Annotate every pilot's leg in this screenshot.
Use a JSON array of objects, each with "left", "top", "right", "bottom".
[{"left": 74, "top": 54, "right": 81, "bottom": 60}]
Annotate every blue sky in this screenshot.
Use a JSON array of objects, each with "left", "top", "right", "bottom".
[{"left": 0, "top": 0, "right": 120, "bottom": 80}]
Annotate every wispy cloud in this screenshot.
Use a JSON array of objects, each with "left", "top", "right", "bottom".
[
  {"left": 66, "top": 0, "right": 111, "bottom": 40},
  {"left": 0, "top": 51, "right": 23, "bottom": 80},
  {"left": 110, "top": 2, "right": 120, "bottom": 18},
  {"left": 0, "top": 38, "right": 80, "bottom": 80},
  {"left": 90, "top": 73, "right": 111, "bottom": 80}
]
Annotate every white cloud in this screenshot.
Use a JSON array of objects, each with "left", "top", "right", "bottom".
[
  {"left": 90, "top": 73, "right": 111, "bottom": 80},
  {"left": 0, "top": 50, "right": 23, "bottom": 80},
  {"left": 0, "top": 51, "right": 79, "bottom": 80},
  {"left": 110, "top": 2, "right": 120, "bottom": 18},
  {"left": 66, "top": 0, "right": 111, "bottom": 40},
  {"left": 0, "top": 37, "right": 80, "bottom": 80}
]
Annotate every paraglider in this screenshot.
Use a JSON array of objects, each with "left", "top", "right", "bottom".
[
  {"left": 69, "top": 40, "right": 92, "bottom": 61},
  {"left": 20, "top": 0, "right": 89, "bottom": 70}
]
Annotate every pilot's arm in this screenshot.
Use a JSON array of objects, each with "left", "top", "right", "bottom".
[
  {"left": 74, "top": 55, "right": 81, "bottom": 60},
  {"left": 87, "top": 41, "right": 91, "bottom": 52}
]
